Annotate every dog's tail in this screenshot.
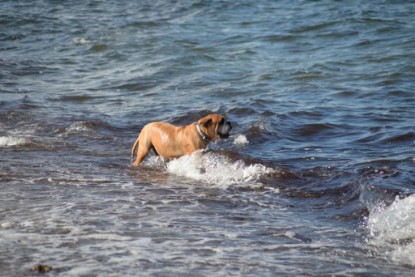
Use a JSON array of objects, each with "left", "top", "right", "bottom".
[{"left": 131, "top": 137, "right": 139, "bottom": 159}]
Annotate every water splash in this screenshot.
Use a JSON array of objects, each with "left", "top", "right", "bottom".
[
  {"left": 366, "top": 194, "right": 415, "bottom": 266},
  {"left": 233, "top": 134, "right": 249, "bottom": 146},
  {"left": 166, "top": 151, "right": 275, "bottom": 188},
  {"left": 0, "top": 136, "right": 27, "bottom": 147}
]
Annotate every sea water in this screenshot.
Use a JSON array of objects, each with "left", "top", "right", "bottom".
[{"left": 1, "top": 0, "right": 414, "bottom": 275}]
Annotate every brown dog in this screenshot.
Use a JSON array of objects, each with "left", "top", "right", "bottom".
[{"left": 131, "top": 114, "right": 232, "bottom": 166}]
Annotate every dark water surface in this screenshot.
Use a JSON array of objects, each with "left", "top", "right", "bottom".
[{"left": 1, "top": 0, "right": 415, "bottom": 276}]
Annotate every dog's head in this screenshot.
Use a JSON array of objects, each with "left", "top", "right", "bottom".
[{"left": 197, "top": 114, "right": 232, "bottom": 142}]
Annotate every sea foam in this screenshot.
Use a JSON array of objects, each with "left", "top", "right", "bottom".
[
  {"left": 366, "top": 194, "right": 415, "bottom": 266},
  {"left": 233, "top": 134, "right": 249, "bottom": 146},
  {"left": 0, "top": 136, "right": 27, "bottom": 147},
  {"left": 166, "top": 151, "right": 274, "bottom": 187}
]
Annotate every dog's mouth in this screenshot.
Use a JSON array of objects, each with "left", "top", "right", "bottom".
[
  {"left": 218, "top": 132, "right": 230, "bottom": 139},
  {"left": 217, "top": 121, "right": 232, "bottom": 139}
]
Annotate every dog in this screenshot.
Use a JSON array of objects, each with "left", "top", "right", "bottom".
[{"left": 131, "top": 114, "right": 232, "bottom": 166}]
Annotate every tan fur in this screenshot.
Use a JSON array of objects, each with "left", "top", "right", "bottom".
[{"left": 131, "top": 114, "right": 227, "bottom": 166}]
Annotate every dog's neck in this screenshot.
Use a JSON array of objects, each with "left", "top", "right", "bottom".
[{"left": 196, "top": 124, "right": 210, "bottom": 144}]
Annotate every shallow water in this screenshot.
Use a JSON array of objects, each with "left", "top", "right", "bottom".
[{"left": 1, "top": 0, "right": 415, "bottom": 276}]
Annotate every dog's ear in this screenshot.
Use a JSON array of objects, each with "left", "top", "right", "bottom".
[{"left": 202, "top": 118, "right": 212, "bottom": 128}]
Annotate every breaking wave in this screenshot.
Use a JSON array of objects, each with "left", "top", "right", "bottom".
[
  {"left": 0, "top": 136, "right": 27, "bottom": 148},
  {"left": 163, "top": 151, "right": 275, "bottom": 188},
  {"left": 366, "top": 194, "right": 415, "bottom": 267}
]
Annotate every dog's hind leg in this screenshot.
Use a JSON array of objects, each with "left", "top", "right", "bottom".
[
  {"left": 132, "top": 127, "right": 152, "bottom": 166},
  {"left": 132, "top": 139, "right": 151, "bottom": 166},
  {"left": 131, "top": 137, "right": 140, "bottom": 158},
  {"left": 132, "top": 148, "right": 149, "bottom": 166}
]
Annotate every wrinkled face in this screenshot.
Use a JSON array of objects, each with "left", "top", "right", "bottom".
[{"left": 198, "top": 114, "right": 232, "bottom": 141}]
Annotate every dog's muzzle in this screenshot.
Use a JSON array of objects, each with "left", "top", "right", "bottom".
[{"left": 218, "top": 121, "right": 232, "bottom": 139}]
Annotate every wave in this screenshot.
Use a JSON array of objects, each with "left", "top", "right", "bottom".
[
  {"left": 366, "top": 195, "right": 415, "bottom": 267},
  {"left": 293, "top": 123, "right": 339, "bottom": 138},
  {"left": 0, "top": 135, "right": 62, "bottom": 151},
  {"left": 140, "top": 150, "right": 276, "bottom": 189},
  {"left": 233, "top": 134, "right": 249, "bottom": 146},
  {"left": 59, "top": 120, "right": 125, "bottom": 139},
  {"left": 0, "top": 136, "right": 27, "bottom": 147},
  {"left": 380, "top": 132, "right": 415, "bottom": 144},
  {"left": 167, "top": 151, "right": 275, "bottom": 188}
]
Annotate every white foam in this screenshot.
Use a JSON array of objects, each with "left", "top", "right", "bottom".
[
  {"left": 72, "top": 37, "right": 91, "bottom": 45},
  {"left": 166, "top": 151, "right": 275, "bottom": 187},
  {"left": 64, "top": 122, "right": 90, "bottom": 135},
  {"left": 142, "top": 156, "right": 166, "bottom": 168},
  {"left": 284, "top": 231, "right": 296, "bottom": 239},
  {"left": 366, "top": 194, "right": 415, "bottom": 266},
  {"left": 84, "top": 233, "right": 132, "bottom": 241},
  {"left": 0, "top": 136, "right": 27, "bottom": 147},
  {"left": 233, "top": 134, "right": 249, "bottom": 146},
  {"left": 0, "top": 221, "right": 16, "bottom": 229}
]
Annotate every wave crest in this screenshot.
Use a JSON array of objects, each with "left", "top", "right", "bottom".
[
  {"left": 366, "top": 194, "right": 415, "bottom": 266},
  {"left": 166, "top": 151, "right": 275, "bottom": 188},
  {"left": 0, "top": 136, "right": 27, "bottom": 147}
]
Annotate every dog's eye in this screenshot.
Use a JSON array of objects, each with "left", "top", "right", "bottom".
[{"left": 219, "top": 118, "right": 225, "bottom": 125}]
